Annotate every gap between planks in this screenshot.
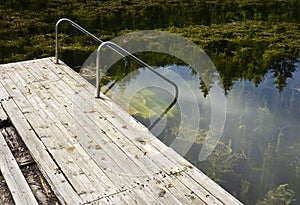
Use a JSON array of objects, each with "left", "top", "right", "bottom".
[
  {"left": 0, "top": 58, "right": 243, "bottom": 205},
  {"left": 0, "top": 131, "right": 39, "bottom": 205},
  {"left": 23, "top": 56, "right": 203, "bottom": 204},
  {"left": 36, "top": 58, "right": 216, "bottom": 204},
  {"left": 50, "top": 58, "right": 242, "bottom": 204},
  {"left": 0, "top": 82, "right": 83, "bottom": 205}
]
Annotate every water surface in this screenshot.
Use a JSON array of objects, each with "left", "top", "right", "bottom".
[{"left": 81, "top": 58, "right": 300, "bottom": 204}]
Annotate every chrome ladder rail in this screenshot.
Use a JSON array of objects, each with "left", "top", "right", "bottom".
[
  {"left": 96, "top": 41, "right": 179, "bottom": 130},
  {"left": 55, "top": 18, "right": 179, "bottom": 131}
]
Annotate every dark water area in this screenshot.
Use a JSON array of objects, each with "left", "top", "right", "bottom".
[{"left": 1, "top": 0, "right": 300, "bottom": 204}]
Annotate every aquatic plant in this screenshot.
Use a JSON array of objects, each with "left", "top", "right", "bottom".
[{"left": 255, "top": 184, "right": 296, "bottom": 205}]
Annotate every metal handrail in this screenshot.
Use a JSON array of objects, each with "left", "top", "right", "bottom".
[
  {"left": 55, "top": 18, "right": 179, "bottom": 131},
  {"left": 96, "top": 41, "right": 179, "bottom": 130},
  {"left": 55, "top": 18, "right": 127, "bottom": 64}
]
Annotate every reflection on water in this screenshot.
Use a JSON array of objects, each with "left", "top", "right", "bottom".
[
  {"left": 209, "top": 60, "right": 300, "bottom": 204},
  {"left": 82, "top": 59, "right": 300, "bottom": 204}
]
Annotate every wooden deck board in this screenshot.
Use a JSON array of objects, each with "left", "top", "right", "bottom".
[
  {"left": 1, "top": 62, "right": 113, "bottom": 203},
  {"left": 0, "top": 131, "right": 39, "bottom": 205},
  {"left": 28, "top": 59, "right": 210, "bottom": 205},
  {"left": 0, "top": 73, "right": 84, "bottom": 205},
  {"left": 39, "top": 59, "right": 218, "bottom": 204},
  {"left": 0, "top": 57, "right": 243, "bottom": 205},
  {"left": 48, "top": 59, "right": 229, "bottom": 204},
  {"left": 0, "top": 104, "right": 8, "bottom": 122}
]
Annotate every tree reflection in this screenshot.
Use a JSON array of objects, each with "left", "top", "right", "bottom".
[
  {"left": 208, "top": 43, "right": 298, "bottom": 94},
  {"left": 107, "top": 49, "right": 298, "bottom": 95},
  {"left": 271, "top": 56, "right": 297, "bottom": 92}
]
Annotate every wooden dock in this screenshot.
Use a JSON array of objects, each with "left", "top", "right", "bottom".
[{"left": 0, "top": 57, "right": 243, "bottom": 205}]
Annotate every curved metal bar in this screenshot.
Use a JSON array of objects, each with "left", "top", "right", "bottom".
[
  {"left": 55, "top": 18, "right": 178, "bottom": 131},
  {"left": 55, "top": 18, "right": 126, "bottom": 64},
  {"left": 96, "top": 41, "right": 179, "bottom": 131}
]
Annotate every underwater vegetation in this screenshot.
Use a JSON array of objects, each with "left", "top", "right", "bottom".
[
  {"left": 256, "top": 184, "right": 296, "bottom": 205},
  {"left": 100, "top": 61, "right": 300, "bottom": 205}
]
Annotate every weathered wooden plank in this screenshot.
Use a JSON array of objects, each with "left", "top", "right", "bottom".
[
  {"left": 23, "top": 57, "right": 170, "bottom": 204},
  {"left": 0, "top": 58, "right": 243, "bottom": 205},
  {"left": 46, "top": 58, "right": 225, "bottom": 204},
  {"left": 50, "top": 58, "right": 241, "bottom": 204},
  {"left": 41, "top": 59, "right": 211, "bottom": 204},
  {"left": 0, "top": 105, "right": 8, "bottom": 122},
  {"left": 0, "top": 68, "right": 83, "bottom": 205},
  {"left": 0, "top": 131, "right": 39, "bottom": 205},
  {"left": 1, "top": 63, "right": 103, "bottom": 203}
]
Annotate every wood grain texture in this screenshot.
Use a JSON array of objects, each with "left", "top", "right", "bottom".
[
  {"left": 0, "top": 131, "right": 39, "bottom": 205},
  {"left": 0, "top": 57, "right": 243, "bottom": 205}
]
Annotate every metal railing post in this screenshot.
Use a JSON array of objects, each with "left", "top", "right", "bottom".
[
  {"left": 96, "top": 41, "right": 179, "bottom": 130},
  {"left": 95, "top": 44, "right": 102, "bottom": 98},
  {"left": 96, "top": 41, "right": 178, "bottom": 100},
  {"left": 55, "top": 21, "right": 59, "bottom": 64},
  {"left": 55, "top": 18, "right": 179, "bottom": 130}
]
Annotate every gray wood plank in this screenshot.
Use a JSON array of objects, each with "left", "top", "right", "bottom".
[
  {"left": 0, "top": 58, "right": 243, "bottom": 205},
  {"left": 23, "top": 57, "right": 169, "bottom": 204},
  {"left": 48, "top": 59, "right": 225, "bottom": 204},
  {"left": 0, "top": 131, "right": 39, "bottom": 205},
  {"left": 40, "top": 58, "right": 210, "bottom": 204},
  {"left": 0, "top": 68, "right": 83, "bottom": 205},
  {"left": 51, "top": 58, "right": 242, "bottom": 204},
  {"left": 0, "top": 104, "right": 8, "bottom": 122}
]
